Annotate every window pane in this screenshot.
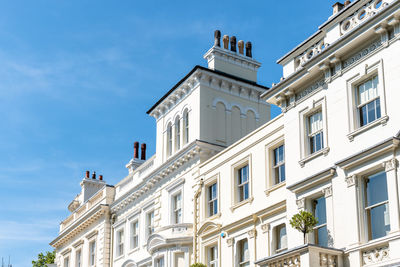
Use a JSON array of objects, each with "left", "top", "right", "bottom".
[
  {"left": 316, "top": 225, "right": 328, "bottom": 247},
  {"left": 366, "top": 172, "right": 388, "bottom": 206},
  {"left": 309, "top": 112, "right": 322, "bottom": 134},
  {"left": 376, "top": 98, "right": 381, "bottom": 119},
  {"left": 360, "top": 105, "right": 368, "bottom": 126},
  {"left": 279, "top": 165, "right": 285, "bottom": 182},
  {"left": 277, "top": 225, "right": 287, "bottom": 250},
  {"left": 367, "top": 101, "right": 377, "bottom": 122},
  {"left": 315, "top": 132, "right": 323, "bottom": 152},
  {"left": 314, "top": 197, "right": 326, "bottom": 225},
  {"left": 244, "top": 183, "right": 249, "bottom": 200},
  {"left": 369, "top": 203, "right": 390, "bottom": 240}
]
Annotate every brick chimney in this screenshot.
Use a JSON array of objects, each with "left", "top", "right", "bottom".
[
  {"left": 332, "top": 2, "right": 344, "bottom": 14},
  {"left": 80, "top": 171, "right": 105, "bottom": 202},
  {"left": 204, "top": 30, "right": 261, "bottom": 82},
  {"left": 126, "top": 141, "right": 146, "bottom": 174}
]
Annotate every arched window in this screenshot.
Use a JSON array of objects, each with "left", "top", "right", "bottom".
[
  {"left": 246, "top": 110, "right": 256, "bottom": 134},
  {"left": 216, "top": 102, "right": 226, "bottom": 143},
  {"left": 175, "top": 116, "right": 181, "bottom": 151},
  {"left": 183, "top": 109, "right": 189, "bottom": 144},
  {"left": 167, "top": 123, "right": 172, "bottom": 156}
]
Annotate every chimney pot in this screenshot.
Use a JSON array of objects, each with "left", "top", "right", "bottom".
[
  {"left": 99, "top": 175, "right": 103, "bottom": 181},
  {"left": 344, "top": 0, "right": 351, "bottom": 7},
  {"left": 238, "top": 40, "right": 244, "bottom": 55},
  {"left": 92, "top": 171, "right": 96, "bottom": 179},
  {"left": 141, "top": 143, "right": 147, "bottom": 160},
  {"left": 134, "top": 141, "right": 139, "bottom": 159},
  {"left": 222, "top": 35, "right": 229, "bottom": 49},
  {"left": 245, "top": 42, "right": 252, "bottom": 58},
  {"left": 230, "top": 36, "right": 237, "bottom": 52},
  {"left": 86, "top": 170, "right": 90, "bottom": 179},
  {"left": 214, "top": 30, "right": 221, "bottom": 47}
]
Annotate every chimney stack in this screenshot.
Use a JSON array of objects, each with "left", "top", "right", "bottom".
[
  {"left": 214, "top": 30, "right": 221, "bottom": 47},
  {"left": 332, "top": 2, "right": 344, "bottom": 14},
  {"left": 134, "top": 141, "right": 139, "bottom": 159},
  {"left": 344, "top": 0, "right": 351, "bottom": 7},
  {"left": 86, "top": 170, "right": 90, "bottom": 179},
  {"left": 92, "top": 171, "right": 96, "bottom": 179},
  {"left": 230, "top": 36, "right": 237, "bottom": 52},
  {"left": 141, "top": 143, "right": 147, "bottom": 160}
]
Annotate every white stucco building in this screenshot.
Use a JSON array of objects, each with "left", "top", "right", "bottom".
[{"left": 51, "top": 0, "right": 400, "bottom": 266}]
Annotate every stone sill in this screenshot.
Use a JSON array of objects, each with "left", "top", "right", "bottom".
[
  {"left": 299, "top": 147, "right": 330, "bottom": 167},
  {"left": 265, "top": 181, "right": 286, "bottom": 196},
  {"left": 230, "top": 197, "right": 254, "bottom": 211},
  {"left": 347, "top": 115, "right": 389, "bottom": 141}
]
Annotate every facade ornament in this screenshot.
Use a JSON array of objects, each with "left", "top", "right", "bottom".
[
  {"left": 345, "top": 175, "right": 357, "bottom": 187},
  {"left": 248, "top": 229, "right": 257, "bottom": 239},
  {"left": 323, "top": 186, "right": 333, "bottom": 198},
  {"left": 227, "top": 237, "right": 234, "bottom": 247},
  {"left": 362, "top": 246, "right": 389, "bottom": 264},
  {"left": 383, "top": 158, "right": 398, "bottom": 172},
  {"left": 296, "top": 198, "right": 305, "bottom": 210},
  {"left": 261, "top": 223, "right": 270, "bottom": 233}
]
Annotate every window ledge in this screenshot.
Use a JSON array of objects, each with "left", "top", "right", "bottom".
[
  {"left": 347, "top": 115, "right": 389, "bottom": 141},
  {"left": 128, "top": 247, "right": 140, "bottom": 255},
  {"left": 230, "top": 197, "right": 254, "bottom": 211},
  {"left": 299, "top": 147, "right": 330, "bottom": 167},
  {"left": 206, "top": 212, "right": 222, "bottom": 221},
  {"left": 345, "top": 231, "right": 400, "bottom": 253},
  {"left": 265, "top": 182, "right": 286, "bottom": 196},
  {"left": 114, "top": 254, "right": 124, "bottom": 261}
]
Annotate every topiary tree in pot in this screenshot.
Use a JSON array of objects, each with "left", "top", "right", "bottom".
[
  {"left": 289, "top": 210, "right": 318, "bottom": 244},
  {"left": 190, "top": 263, "right": 207, "bottom": 267}
]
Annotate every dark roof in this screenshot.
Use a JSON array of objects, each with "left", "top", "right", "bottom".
[{"left": 146, "top": 65, "right": 269, "bottom": 114}]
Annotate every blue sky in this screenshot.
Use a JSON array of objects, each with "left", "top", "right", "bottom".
[{"left": 0, "top": 1, "right": 333, "bottom": 265}]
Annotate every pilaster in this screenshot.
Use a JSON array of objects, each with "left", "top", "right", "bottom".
[{"left": 384, "top": 159, "right": 400, "bottom": 233}]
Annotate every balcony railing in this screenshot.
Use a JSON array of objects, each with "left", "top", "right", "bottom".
[{"left": 255, "top": 244, "right": 344, "bottom": 267}]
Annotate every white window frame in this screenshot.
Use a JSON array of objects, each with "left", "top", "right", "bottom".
[
  {"left": 116, "top": 228, "right": 124, "bottom": 257},
  {"left": 130, "top": 219, "right": 139, "bottom": 250},
  {"left": 89, "top": 240, "right": 96, "bottom": 266},
  {"left": 64, "top": 256, "right": 69, "bottom": 267},
  {"left": 231, "top": 155, "right": 253, "bottom": 209},
  {"left": 146, "top": 210, "right": 155, "bottom": 238},
  {"left": 298, "top": 97, "right": 329, "bottom": 167},
  {"left": 346, "top": 60, "right": 388, "bottom": 141},
  {"left": 207, "top": 182, "right": 218, "bottom": 217},
  {"left": 175, "top": 116, "right": 181, "bottom": 151},
  {"left": 312, "top": 195, "right": 328, "bottom": 246},
  {"left": 237, "top": 238, "right": 250, "bottom": 267},
  {"left": 265, "top": 137, "right": 286, "bottom": 195},
  {"left": 272, "top": 144, "right": 285, "bottom": 185},
  {"left": 207, "top": 244, "right": 218, "bottom": 267},
  {"left": 75, "top": 249, "right": 82, "bottom": 267},
  {"left": 171, "top": 191, "right": 183, "bottom": 224},
  {"left": 155, "top": 256, "right": 165, "bottom": 267},
  {"left": 361, "top": 170, "right": 390, "bottom": 241},
  {"left": 275, "top": 223, "right": 288, "bottom": 254},
  {"left": 183, "top": 109, "right": 189, "bottom": 144}
]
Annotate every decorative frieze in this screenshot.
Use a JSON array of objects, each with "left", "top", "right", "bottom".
[
  {"left": 362, "top": 246, "right": 389, "bottom": 264},
  {"left": 268, "top": 255, "right": 300, "bottom": 267},
  {"left": 342, "top": 39, "right": 382, "bottom": 69},
  {"left": 320, "top": 253, "right": 337, "bottom": 267},
  {"left": 295, "top": 79, "right": 326, "bottom": 102}
]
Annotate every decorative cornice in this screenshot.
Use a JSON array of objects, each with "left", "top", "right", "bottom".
[
  {"left": 50, "top": 204, "right": 108, "bottom": 248},
  {"left": 111, "top": 140, "right": 224, "bottom": 213},
  {"left": 323, "top": 186, "right": 333, "bottom": 198},
  {"left": 336, "top": 137, "right": 400, "bottom": 170},
  {"left": 287, "top": 167, "right": 336, "bottom": 194},
  {"left": 383, "top": 158, "right": 398, "bottom": 172}
]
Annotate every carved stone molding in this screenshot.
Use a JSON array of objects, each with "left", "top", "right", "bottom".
[
  {"left": 261, "top": 223, "right": 270, "bottom": 233},
  {"left": 227, "top": 237, "right": 234, "bottom": 247},
  {"left": 248, "top": 229, "right": 257, "bottom": 239},
  {"left": 362, "top": 246, "right": 389, "bottom": 265},
  {"left": 383, "top": 158, "right": 398, "bottom": 172},
  {"left": 320, "top": 253, "right": 337, "bottom": 267},
  {"left": 323, "top": 186, "right": 333, "bottom": 198},
  {"left": 345, "top": 175, "right": 357, "bottom": 187},
  {"left": 296, "top": 198, "right": 305, "bottom": 210}
]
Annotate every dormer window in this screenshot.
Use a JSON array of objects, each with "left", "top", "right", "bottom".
[{"left": 175, "top": 117, "right": 181, "bottom": 151}]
